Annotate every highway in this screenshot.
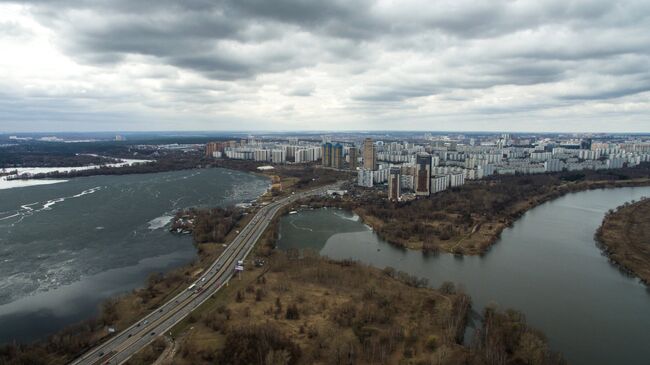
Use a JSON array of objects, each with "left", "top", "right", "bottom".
[{"left": 70, "top": 184, "right": 337, "bottom": 365}]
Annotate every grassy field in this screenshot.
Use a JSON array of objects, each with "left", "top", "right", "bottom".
[
  {"left": 156, "top": 251, "right": 471, "bottom": 364},
  {"left": 596, "top": 197, "right": 650, "bottom": 285}
]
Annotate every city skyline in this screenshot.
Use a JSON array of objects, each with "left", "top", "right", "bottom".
[{"left": 1, "top": 1, "right": 650, "bottom": 133}]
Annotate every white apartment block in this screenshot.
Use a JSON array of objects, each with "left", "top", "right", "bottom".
[
  {"left": 449, "top": 173, "right": 465, "bottom": 187},
  {"left": 372, "top": 167, "right": 390, "bottom": 184},
  {"left": 544, "top": 159, "right": 563, "bottom": 173},
  {"left": 431, "top": 175, "right": 449, "bottom": 194},
  {"left": 357, "top": 169, "right": 374, "bottom": 187}
]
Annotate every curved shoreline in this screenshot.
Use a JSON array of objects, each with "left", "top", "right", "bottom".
[
  {"left": 595, "top": 197, "right": 650, "bottom": 286},
  {"left": 301, "top": 177, "right": 650, "bottom": 256},
  {"left": 278, "top": 186, "right": 650, "bottom": 365},
  {"left": 0, "top": 167, "right": 270, "bottom": 364}
]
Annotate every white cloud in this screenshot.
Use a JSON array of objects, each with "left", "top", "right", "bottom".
[{"left": 0, "top": 0, "right": 649, "bottom": 132}]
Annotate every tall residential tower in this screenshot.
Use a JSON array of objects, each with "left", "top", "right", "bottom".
[
  {"left": 348, "top": 147, "right": 358, "bottom": 170},
  {"left": 415, "top": 154, "right": 432, "bottom": 196},
  {"left": 388, "top": 167, "right": 401, "bottom": 201},
  {"left": 363, "top": 138, "right": 377, "bottom": 170}
]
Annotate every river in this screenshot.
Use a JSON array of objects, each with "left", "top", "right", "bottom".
[
  {"left": 277, "top": 186, "right": 650, "bottom": 365},
  {"left": 0, "top": 168, "right": 268, "bottom": 343}
]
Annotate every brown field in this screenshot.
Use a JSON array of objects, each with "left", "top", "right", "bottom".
[{"left": 143, "top": 250, "right": 564, "bottom": 365}]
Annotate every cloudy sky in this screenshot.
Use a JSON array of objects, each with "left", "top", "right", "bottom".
[{"left": 1, "top": 0, "right": 649, "bottom": 132}]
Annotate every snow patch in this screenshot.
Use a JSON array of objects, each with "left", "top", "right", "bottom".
[{"left": 148, "top": 215, "right": 174, "bottom": 230}]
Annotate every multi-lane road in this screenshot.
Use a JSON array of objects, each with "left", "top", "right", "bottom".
[{"left": 71, "top": 184, "right": 337, "bottom": 365}]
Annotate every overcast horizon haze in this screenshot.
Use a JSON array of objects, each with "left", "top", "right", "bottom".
[{"left": 1, "top": 1, "right": 649, "bottom": 133}]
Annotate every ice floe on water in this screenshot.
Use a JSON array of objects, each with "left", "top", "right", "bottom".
[
  {"left": 0, "top": 167, "right": 271, "bottom": 341},
  {"left": 0, "top": 186, "right": 104, "bottom": 224},
  {"left": 72, "top": 186, "right": 103, "bottom": 198},
  {"left": 147, "top": 215, "right": 175, "bottom": 230},
  {"left": 0, "top": 179, "right": 68, "bottom": 190},
  {"left": 38, "top": 186, "right": 103, "bottom": 212},
  {"left": 333, "top": 210, "right": 361, "bottom": 222}
]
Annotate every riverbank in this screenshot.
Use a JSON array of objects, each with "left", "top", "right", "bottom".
[
  {"left": 211, "top": 158, "right": 354, "bottom": 193},
  {"left": 0, "top": 166, "right": 346, "bottom": 364},
  {"left": 133, "top": 251, "right": 564, "bottom": 365},
  {"left": 0, "top": 168, "right": 271, "bottom": 364},
  {"left": 299, "top": 166, "right": 650, "bottom": 255},
  {"left": 0, "top": 205, "right": 253, "bottom": 365},
  {"left": 595, "top": 197, "right": 650, "bottom": 286},
  {"left": 125, "top": 190, "right": 568, "bottom": 365},
  {"left": 273, "top": 186, "right": 650, "bottom": 365}
]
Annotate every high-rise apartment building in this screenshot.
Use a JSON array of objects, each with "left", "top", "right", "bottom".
[
  {"left": 348, "top": 147, "right": 358, "bottom": 170},
  {"left": 332, "top": 144, "right": 344, "bottom": 169},
  {"left": 363, "top": 138, "right": 377, "bottom": 170},
  {"left": 388, "top": 167, "right": 401, "bottom": 201},
  {"left": 415, "top": 154, "right": 432, "bottom": 196},
  {"left": 322, "top": 143, "right": 333, "bottom": 167},
  {"left": 321, "top": 142, "right": 344, "bottom": 169},
  {"left": 205, "top": 141, "right": 230, "bottom": 157}
]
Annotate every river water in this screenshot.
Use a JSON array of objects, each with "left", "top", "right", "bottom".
[
  {"left": 0, "top": 168, "right": 268, "bottom": 343},
  {"left": 278, "top": 187, "right": 650, "bottom": 365}
]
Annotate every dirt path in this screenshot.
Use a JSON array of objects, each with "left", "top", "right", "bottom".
[{"left": 152, "top": 336, "right": 177, "bottom": 365}]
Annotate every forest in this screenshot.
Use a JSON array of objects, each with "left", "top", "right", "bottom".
[
  {"left": 595, "top": 196, "right": 650, "bottom": 286},
  {"left": 0, "top": 153, "right": 119, "bottom": 170},
  {"left": 171, "top": 207, "right": 244, "bottom": 244},
  {"left": 303, "top": 164, "right": 650, "bottom": 255}
]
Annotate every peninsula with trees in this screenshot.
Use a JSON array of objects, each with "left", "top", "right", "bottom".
[
  {"left": 301, "top": 165, "right": 650, "bottom": 255},
  {"left": 595, "top": 197, "right": 650, "bottom": 286}
]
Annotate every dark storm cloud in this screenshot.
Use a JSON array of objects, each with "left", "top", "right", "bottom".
[
  {"left": 11, "top": 0, "right": 650, "bottom": 81},
  {"left": 352, "top": 85, "right": 440, "bottom": 102},
  {"left": 484, "top": 62, "right": 567, "bottom": 86},
  {"left": 0, "top": 91, "right": 131, "bottom": 126},
  {"left": 560, "top": 83, "right": 650, "bottom": 101},
  {"left": 1, "top": 0, "right": 650, "bottom": 131},
  {"left": 351, "top": 60, "right": 568, "bottom": 102},
  {"left": 8, "top": 0, "right": 379, "bottom": 79}
]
